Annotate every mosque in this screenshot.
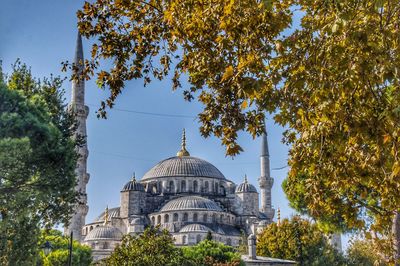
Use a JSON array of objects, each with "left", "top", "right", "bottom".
[{"left": 64, "top": 33, "right": 339, "bottom": 262}]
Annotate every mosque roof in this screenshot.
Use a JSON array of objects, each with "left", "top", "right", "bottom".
[
  {"left": 141, "top": 130, "right": 225, "bottom": 181},
  {"left": 142, "top": 156, "right": 225, "bottom": 181},
  {"left": 159, "top": 196, "right": 223, "bottom": 212},
  {"left": 84, "top": 225, "right": 123, "bottom": 241},
  {"left": 235, "top": 176, "right": 257, "bottom": 193},
  {"left": 122, "top": 174, "right": 145, "bottom": 192},
  {"left": 179, "top": 224, "right": 212, "bottom": 233},
  {"left": 95, "top": 207, "right": 120, "bottom": 222}
]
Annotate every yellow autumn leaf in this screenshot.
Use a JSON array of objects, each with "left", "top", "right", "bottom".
[{"left": 221, "top": 65, "right": 234, "bottom": 82}]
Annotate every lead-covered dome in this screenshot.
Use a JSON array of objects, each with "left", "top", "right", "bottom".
[
  {"left": 122, "top": 175, "right": 145, "bottom": 192},
  {"left": 235, "top": 176, "right": 257, "bottom": 193},
  {"left": 142, "top": 129, "right": 225, "bottom": 181},
  {"left": 160, "top": 196, "right": 223, "bottom": 212},
  {"left": 85, "top": 225, "right": 123, "bottom": 241},
  {"left": 142, "top": 156, "right": 225, "bottom": 181},
  {"left": 95, "top": 207, "right": 120, "bottom": 222},
  {"left": 179, "top": 224, "right": 212, "bottom": 233}
]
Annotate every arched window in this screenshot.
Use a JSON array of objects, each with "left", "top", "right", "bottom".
[
  {"left": 203, "top": 214, "right": 208, "bottom": 223},
  {"left": 152, "top": 216, "right": 155, "bottom": 224},
  {"left": 157, "top": 215, "right": 161, "bottom": 224},
  {"left": 193, "top": 213, "right": 198, "bottom": 222},
  {"left": 227, "top": 238, "right": 232, "bottom": 246},
  {"left": 204, "top": 181, "right": 209, "bottom": 193},
  {"left": 164, "top": 214, "right": 169, "bottom": 223},
  {"left": 183, "top": 213, "right": 188, "bottom": 222},
  {"left": 183, "top": 235, "right": 187, "bottom": 244},
  {"left": 193, "top": 180, "right": 198, "bottom": 192},
  {"left": 221, "top": 185, "right": 226, "bottom": 195},
  {"left": 169, "top": 181, "right": 175, "bottom": 193},
  {"left": 212, "top": 213, "right": 217, "bottom": 223},
  {"left": 181, "top": 180, "right": 186, "bottom": 192},
  {"left": 173, "top": 213, "right": 179, "bottom": 222},
  {"left": 90, "top": 226, "right": 93, "bottom": 231},
  {"left": 215, "top": 182, "right": 219, "bottom": 193},
  {"left": 220, "top": 214, "right": 224, "bottom": 223},
  {"left": 196, "top": 234, "right": 201, "bottom": 243},
  {"left": 103, "top": 242, "right": 109, "bottom": 249}
]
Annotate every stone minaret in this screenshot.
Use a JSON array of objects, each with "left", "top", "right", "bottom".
[
  {"left": 258, "top": 124, "right": 275, "bottom": 221},
  {"left": 65, "top": 33, "right": 90, "bottom": 241}
]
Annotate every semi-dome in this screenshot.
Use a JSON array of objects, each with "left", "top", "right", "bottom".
[
  {"left": 122, "top": 174, "right": 145, "bottom": 192},
  {"left": 179, "top": 224, "right": 212, "bottom": 233},
  {"left": 85, "top": 225, "right": 123, "bottom": 241},
  {"left": 235, "top": 176, "right": 257, "bottom": 193},
  {"left": 95, "top": 207, "right": 120, "bottom": 222},
  {"left": 160, "top": 196, "right": 223, "bottom": 212},
  {"left": 142, "top": 156, "right": 225, "bottom": 181}
]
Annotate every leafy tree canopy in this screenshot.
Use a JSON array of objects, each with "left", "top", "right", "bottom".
[
  {"left": 182, "top": 239, "right": 243, "bottom": 266},
  {"left": 346, "top": 235, "right": 388, "bottom": 266},
  {"left": 102, "top": 226, "right": 187, "bottom": 266},
  {"left": 0, "top": 62, "right": 79, "bottom": 265},
  {"left": 37, "top": 229, "right": 92, "bottom": 266},
  {"left": 257, "top": 216, "right": 346, "bottom": 266}
]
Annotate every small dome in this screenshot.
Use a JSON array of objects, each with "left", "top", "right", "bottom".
[
  {"left": 235, "top": 176, "right": 257, "bottom": 193},
  {"left": 179, "top": 224, "right": 212, "bottom": 233},
  {"left": 160, "top": 196, "right": 223, "bottom": 212},
  {"left": 122, "top": 176, "right": 145, "bottom": 192},
  {"left": 95, "top": 207, "right": 120, "bottom": 222},
  {"left": 84, "top": 225, "right": 123, "bottom": 241},
  {"left": 130, "top": 217, "right": 143, "bottom": 225}
]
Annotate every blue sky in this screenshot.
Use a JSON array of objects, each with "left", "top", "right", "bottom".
[{"left": 1, "top": 0, "right": 337, "bottom": 244}]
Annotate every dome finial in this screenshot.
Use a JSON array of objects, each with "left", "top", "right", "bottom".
[
  {"left": 177, "top": 128, "right": 190, "bottom": 157},
  {"left": 131, "top": 172, "right": 136, "bottom": 182},
  {"left": 244, "top": 174, "right": 248, "bottom": 183},
  {"left": 103, "top": 205, "right": 109, "bottom": 225}
]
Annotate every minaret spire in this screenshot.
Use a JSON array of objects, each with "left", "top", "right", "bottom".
[
  {"left": 71, "top": 33, "right": 85, "bottom": 105},
  {"left": 65, "top": 32, "right": 90, "bottom": 242},
  {"left": 177, "top": 128, "right": 190, "bottom": 157},
  {"left": 258, "top": 121, "right": 275, "bottom": 222}
]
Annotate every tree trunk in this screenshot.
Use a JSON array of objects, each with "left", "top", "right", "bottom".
[{"left": 393, "top": 211, "right": 400, "bottom": 266}]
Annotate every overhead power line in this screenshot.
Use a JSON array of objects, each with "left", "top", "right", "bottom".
[{"left": 87, "top": 103, "right": 196, "bottom": 119}]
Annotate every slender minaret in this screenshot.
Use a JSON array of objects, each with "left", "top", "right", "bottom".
[
  {"left": 258, "top": 123, "right": 275, "bottom": 221},
  {"left": 65, "top": 33, "right": 90, "bottom": 241}
]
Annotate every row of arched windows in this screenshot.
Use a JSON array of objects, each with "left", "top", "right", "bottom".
[
  {"left": 150, "top": 212, "right": 236, "bottom": 225},
  {"left": 147, "top": 179, "right": 227, "bottom": 194},
  {"left": 181, "top": 235, "right": 232, "bottom": 245}
]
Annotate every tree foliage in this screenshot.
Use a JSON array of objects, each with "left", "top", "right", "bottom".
[
  {"left": 102, "top": 226, "right": 187, "bottom": 266},
  {"left": 72, "top": 0, "right": 292, "bottom": 155},
  {"left": 0, "top": 62, "right": 79, "bottom": 265},
  {"left": 257, "top": 216, "right": 346, "bottom": 266},
  {"left": 102, "top": 226, "right": 242, "bottom": 266},
  {"left": 346, "top": 235, "right": 387, "bottom": 266},
  {"left": 37, "top": 229, "right": 92, "bottom": 266},
  {"left": 182, "top": 240, "right": 243, "bottom": 266}
]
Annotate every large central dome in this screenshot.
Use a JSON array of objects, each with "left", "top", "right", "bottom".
[{"left": 142, "top": 156, "right": 225, "bottom": 181}]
